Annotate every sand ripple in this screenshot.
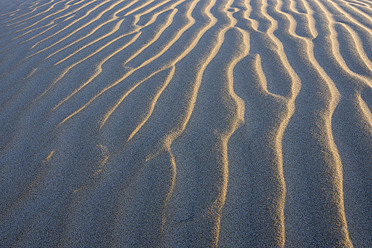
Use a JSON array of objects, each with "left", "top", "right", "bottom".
[{"left": 0, "top": 0, "right": 371, "bottom": 247}]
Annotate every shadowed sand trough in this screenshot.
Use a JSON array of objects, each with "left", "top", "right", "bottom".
[{"left": 0, "top": 0, "right": 371, "bottom": 247}]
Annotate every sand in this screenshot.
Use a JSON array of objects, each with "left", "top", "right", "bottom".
[{"left": 0, "top": 0, "right": 371, "bottom": 247}]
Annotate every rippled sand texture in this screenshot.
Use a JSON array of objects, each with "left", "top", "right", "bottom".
[{"left": 0, "top": 0, "right": 371, "bottom": 247}]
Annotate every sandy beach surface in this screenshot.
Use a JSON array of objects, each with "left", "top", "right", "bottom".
[{"left": 0, "top": 0, "right": 371, "bottom": 247}]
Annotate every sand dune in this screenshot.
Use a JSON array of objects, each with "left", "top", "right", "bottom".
[{"left": 0, "top": 0, "right": 371, "bottom": 247}]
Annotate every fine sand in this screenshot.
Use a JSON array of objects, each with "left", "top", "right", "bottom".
[{"left": 0, "top": 0, "right": 371, "bottom": 247}]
